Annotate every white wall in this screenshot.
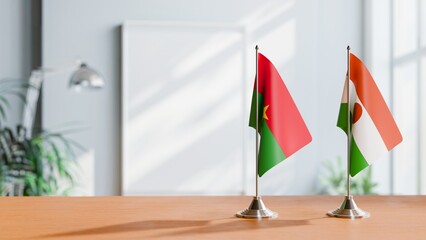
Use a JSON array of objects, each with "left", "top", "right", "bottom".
[
  {"left": 315, "top": 0, "right": 364, "bottom": 192},
  {"left": 42, "top": 0, "right": 363, "bottom": 195},
  {"left": 0, "top": 0, "right": 32, "bottom": 127}
]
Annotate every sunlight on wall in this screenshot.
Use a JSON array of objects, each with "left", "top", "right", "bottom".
[
  {"left": 393, "top": 0, "right": 418, "bottom": 58},
  {"left": 257, "top": 19, "right": 295, "bottom": 71},
  {"left": 120, "top": 0, "right": 361, "bottom": 196},
  {"left": 173, "top": 32, "right": 244, "bottom": 79},
  {"left": 240, "top": 0, "right": 294, "bottom": 31}
]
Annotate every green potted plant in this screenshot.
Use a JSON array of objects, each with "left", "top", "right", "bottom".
[
  {"left": 0, "top": 79, "right": 80, "bottom": 196},
  {"left": 319, "top": 156, "right": 378, "bottom": 195}
]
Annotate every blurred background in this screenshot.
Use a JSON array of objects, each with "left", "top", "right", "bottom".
[{"left": 0, "top": 0, "right": 424, "bottom": 196}]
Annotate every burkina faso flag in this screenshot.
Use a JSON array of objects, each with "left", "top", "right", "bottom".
[{"left": 249, "top": 53, "right": 312, "bottom": 177}]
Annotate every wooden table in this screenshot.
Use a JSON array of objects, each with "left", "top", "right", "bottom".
[{"left": 1, "top": 196, "right": 425, "bottom": 239}]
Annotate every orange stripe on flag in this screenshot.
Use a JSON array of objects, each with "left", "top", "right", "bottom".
[{"left": 350, "top": 53, "right": 402, "bottom": 150}]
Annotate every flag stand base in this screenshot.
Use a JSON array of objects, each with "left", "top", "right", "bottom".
[
  {"left": 327, "top": 195, "right": 370, "bottom": 219},
  {"left": 236, "top": 196, "right": 278, "bottom": 219}
]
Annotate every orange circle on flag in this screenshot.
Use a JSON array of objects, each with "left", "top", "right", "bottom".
[{"left": 353, "top": 103, "right": 363, "bottom": 124}]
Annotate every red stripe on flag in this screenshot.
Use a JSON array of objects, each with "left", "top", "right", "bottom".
[
  {"left": 257, "top": 53, "right": 312, "bottom": 157},
  {"left": 350, "top": 53, "right": 402, "bottom": 150}
]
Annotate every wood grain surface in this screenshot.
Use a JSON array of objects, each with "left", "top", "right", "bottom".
[{"left": 0, "top": 196, "right": 425, "bottom": 239}]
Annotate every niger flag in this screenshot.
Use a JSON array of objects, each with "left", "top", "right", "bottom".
[
  {"left": 337, "top": 53, "right": 403, "bottom": 177},
  {"left": 249, "top": 53, "right": 312, "bottom": 177}
]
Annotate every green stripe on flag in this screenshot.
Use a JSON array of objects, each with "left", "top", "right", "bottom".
[
  {"left": 337, "top": 103, "right": 348, "bottom": 133},
  {"left": 249, "top": 91, "right": 287, "bottom": 176},
  {"left": 258, "top": 120, "right": 287, "bottom": 176},
  {"left": 249, "top": 92, "right": 264, "bottom": 131},
  {"left": 350, "top": 137, "right": 369, "bottom": 177}
]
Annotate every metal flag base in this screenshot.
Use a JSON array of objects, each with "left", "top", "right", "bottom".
[
  {"left": 327, "top": 195, "right": 370, "bottom": 219},
  {"left": 236, "top": 196, "right": 278, "bottom": 219}
]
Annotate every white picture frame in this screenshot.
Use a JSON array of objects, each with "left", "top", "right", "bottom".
[{"left": 121, "top": 21, "right": 249, "bottom": 195}]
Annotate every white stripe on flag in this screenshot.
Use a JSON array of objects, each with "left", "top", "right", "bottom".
[{"left": 350, "top": 81, "right": 388, "bottom": 164}]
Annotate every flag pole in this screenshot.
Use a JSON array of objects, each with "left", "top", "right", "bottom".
[
  {"left": 255, "top": 45, "right": 259, "bottom": 198},
  {"left": 346, "top": 45, "right": 351, "bottom": 198},
  {"left": 236, "top": 45, "right": 277, "bottom": 219},
  {"left": 326, "top": 46, "right": 369, "bottom": 219}
]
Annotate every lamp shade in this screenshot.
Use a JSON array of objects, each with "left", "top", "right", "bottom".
[{"left": 69, "top": 63, "right": 104, "bottom": 90}]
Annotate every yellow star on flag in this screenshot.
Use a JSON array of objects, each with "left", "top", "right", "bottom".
[{"left": 263, "top": 105, "right": 270, "bottom": 120}]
